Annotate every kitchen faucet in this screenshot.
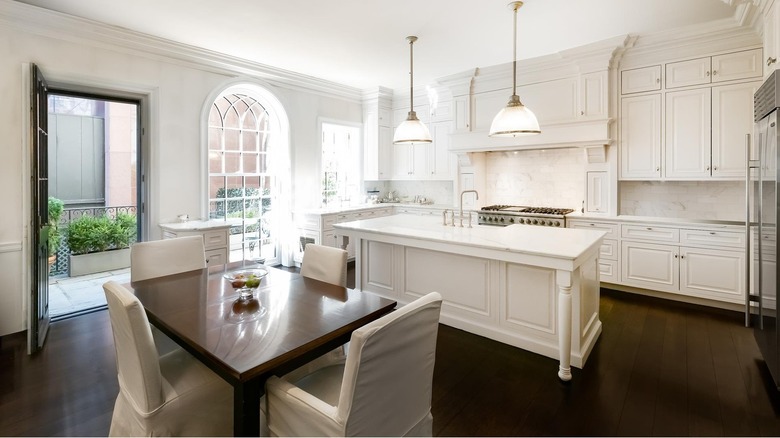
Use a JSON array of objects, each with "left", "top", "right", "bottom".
[{"left": 459, "top": 190, "right": 479, "bottom": 227}]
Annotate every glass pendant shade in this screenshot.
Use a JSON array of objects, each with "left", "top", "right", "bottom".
[
  {"left": 489, "top": 1, "right": 540, "bottom": 138},
  {"left": 393, "top": 111, "right": 432, "bottom": 144},
  {"left": 489, "top": 94, "right": 541, "bottom": 137}
]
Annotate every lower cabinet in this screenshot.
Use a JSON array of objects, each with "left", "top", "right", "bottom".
[
  {"left": 620, "top": 226, "right": 745, "bottom": 304},
  {"left": 295, "top": 206, "right": 394, "bottom": 262},
  {"left": 159, "top": 221, "right": 230, "bottom": 267}
]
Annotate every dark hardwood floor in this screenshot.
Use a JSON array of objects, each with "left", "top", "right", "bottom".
[{"left": 2, "top": 282, "right": 779, "bottom": 436}]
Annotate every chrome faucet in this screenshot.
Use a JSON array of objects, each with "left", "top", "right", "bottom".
[{"left": 459, "top": 190, "right": 479, "bottom": 227}]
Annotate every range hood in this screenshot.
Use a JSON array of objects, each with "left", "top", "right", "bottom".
[{"left": 449, "top": 118, "right": 613, "bottom": 153}]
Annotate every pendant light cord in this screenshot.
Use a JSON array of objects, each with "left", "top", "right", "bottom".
[
  {"left": 512, "top": 3, "right": 518, "bottom": 97},
  {"left": 409, "top": 37, "right": 415, "bottom": 112}
]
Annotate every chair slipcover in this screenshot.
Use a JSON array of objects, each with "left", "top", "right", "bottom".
[
  {"left": 130, "top": 235, "right": 207, "bottom": 355},
  {"left": 300, "top": 243, "right": 348, "bottom": 287},
  {"left": 103, "top": 281, "right": 233, "bottom": 436},
  {"left": 265, "top": 291, "right": 443, "bottom": 437},
  {"left": 130, "top": 235, "right": 206, "bottom": 282}
]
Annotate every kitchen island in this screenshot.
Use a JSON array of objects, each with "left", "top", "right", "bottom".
[{"left": 334, "top": 214, "right": 606, "bottom": 380}]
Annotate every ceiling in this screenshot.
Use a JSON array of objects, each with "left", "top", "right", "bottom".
[{"left": 15, "top": 0, "right": 744, "bottom": 90}]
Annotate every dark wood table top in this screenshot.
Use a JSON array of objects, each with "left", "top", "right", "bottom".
[{"left": 123, "top": 261, "right": 397, "bottom": 385}]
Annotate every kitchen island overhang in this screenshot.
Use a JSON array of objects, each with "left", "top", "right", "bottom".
[{"left": 333, "top": 214, "right": 606, "bottom": 381}]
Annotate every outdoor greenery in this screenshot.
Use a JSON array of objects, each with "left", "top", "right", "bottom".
[
  {"left": 66, "top": 213, "right": 137, "bottom": 255},
  {"left": 47, "top": 197, "right": 64, "bottom": 257}
]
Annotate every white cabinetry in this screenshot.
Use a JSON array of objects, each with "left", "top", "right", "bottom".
[
  {"left": 620, "top": 223, "right": 745, "bottom": 304},
  {"left": 568, "top": 220, "right": 619, "bottom": 283},
  {"left": 621, "top": 65, "right": 662, "bottom": 94},
  {"left": 620, "top": 94, "right": 662, "bottom": 179},
  {"left": 159, "top": 221, "right": 230, "bottom": 267},
  {"left": 585, "top": 171, "right": 609, "bottom": 213},
  {"left": 620, "top": 49, "right": 761, "bottom": 181},
  {"left": 390, "top": 107, "right": 454, "bottom": 180},
  {"left": 295, "top": 206, "right": 393, "bottom": 262},
  {"left": 363, "top": 91, "right": 393, "bottom": 181},
  {"left": 764, "top": 1, "right": 779, "bottom": 77}
]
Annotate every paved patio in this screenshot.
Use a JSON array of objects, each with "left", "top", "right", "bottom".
[{"left": 49, "top": 268, "right": 130, "bottom": 319}]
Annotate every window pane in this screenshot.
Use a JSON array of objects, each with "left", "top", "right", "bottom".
[
  {"left": 243, "top": 153, "right": 258, "bottom": 174},
  {"left": 208, "top": 151, "right": 223, "bottom": 173},
  {"left": 226, "top": 176, "right": 243, "bottom": 197},
  {"left": 224, "top": 152, "right": 241, "bottom": 173},
  {"left": 224, "top": 106, "right": 240, "bottom": 129},
  {"left": 208, "top": 106, "right": 223, "bottom": 128},
  {"left": 243, "top": 131, "right": 258, "bottom": 152},
  {"left": 258, "top": 131, "right": 270, "bottom": 152},
  {"left": 224, "top": 128, "right": 239, "bottom": 151},
  {"left": 242, "top": 108, "right": 259, "bottom": 131},
  {"left": 208, "top": 127, "right": 222, "bottom": 151},
  {"left": 209, "top": 200, "right": 225, "bottom": 220},
  {"left": 209, "top": 176, "right": 226, "bottom": 199}
]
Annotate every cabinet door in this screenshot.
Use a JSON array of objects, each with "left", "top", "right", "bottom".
[
  {"left": 429, "top": 121, "right": 454, "bottom": 179},
  {"left": 621, "top": 66, "right": 662, "bottom": 94},
  {"left": 766, "top": 2, "right": 779, "bottom": 78},
  {"left": 665, "top": 57, "right": 711, "bottom": 88},
  {"left": 680, "top": 246, "right": 744, "bottom": 303},
  {"left": 712, "top": 81, "right": 760, "bottom": 178},
  {"left": 621, "top": 241, "right": 679, "bottom": 293},
  {"left": 665, "top": 88, "right": 711, "bottom": 179},
  {"left": 620, "top": 94, "right": 662, "bottom": 179},
  {"left": 586, "top": 171, "right": 609, "bottom": 213},
  {"left": 453, "top": 95, "right": 470, "bottom": 132},
  {"left": 411, "top": 142, "right": 428, "bottom": 178},
  {"left": 392, "top": 144, "right": 412, "bottom": 179},
  {"left": 711, "top": 49, "right": 762, "bottom": 83},
  {"left": 377, "top": 126, "right": 392, "bottom": 179},
  {"left": 580, "top": 71, "right": 607, "bottom": 119}
]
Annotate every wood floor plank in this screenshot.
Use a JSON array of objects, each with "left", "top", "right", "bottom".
[
  {"left": 686, "top": 310, "right": 724, "bottom": 436},
  {"left": 651, "top": 305, "right": 689, "bottom": 436}
]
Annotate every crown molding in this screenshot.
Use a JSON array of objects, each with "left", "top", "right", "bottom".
[{"left": 0, "top": 0, "right": 364, "bottom": 103}]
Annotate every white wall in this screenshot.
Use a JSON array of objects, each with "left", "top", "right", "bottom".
[
  {"left": 0, "top": 9, "right": 362, "bottom": 336},
  {"left": 619, "top": 181, "right": 744, "bottom": 221}
]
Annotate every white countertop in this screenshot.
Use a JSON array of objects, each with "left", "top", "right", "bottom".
[
  {"left": 158, "top": 219, "right": 232, "bottom": 231},
  {"left": 334, "top": 214, "right": 605, "bottom": 262},
  {"left": 567, "top": 212, "right": 745, "bottom": 229}
]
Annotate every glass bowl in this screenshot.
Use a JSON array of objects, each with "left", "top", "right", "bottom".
[{"left": 223, "top": 268, "right": 268, "bottom": 299}]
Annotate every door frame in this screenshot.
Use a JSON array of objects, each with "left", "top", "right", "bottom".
[{"left": 21, "top": 64, "right": 154, "bottom": 353}]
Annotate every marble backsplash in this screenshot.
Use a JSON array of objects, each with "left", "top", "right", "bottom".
[
  {"left": 364, "top": 180, "right": 454, "bottom": 205},
  {"left": 484, "top": 148, "right": 587, "bottom": 210},
  {"left": 619, "top": 181, "right": 745, "bottom": 221}
]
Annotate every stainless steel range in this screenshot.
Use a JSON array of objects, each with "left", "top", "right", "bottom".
[{"left": 478, "top": 205, "right": 575, "bottom": 227}]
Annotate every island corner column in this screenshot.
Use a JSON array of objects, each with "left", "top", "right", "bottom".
[{"left": 556, "top": 269, "right": 573, "bottom": 382}]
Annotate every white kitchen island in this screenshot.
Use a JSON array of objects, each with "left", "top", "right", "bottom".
[{"left": 334, "top": 214, "right": 606, "bottom": 381}]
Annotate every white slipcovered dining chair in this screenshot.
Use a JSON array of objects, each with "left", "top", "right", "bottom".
[
  {"left": 264, "top": 291, "right": 443, "bottom": 437},
  {"left": 300, "top": 243, "right": 348, "bottom": 287},
  {"left": 103, "top": 280, "right": 233, "bottom": 436},
  {"left": 130, "top": 235, "right": 206, "bottom": 282},
  {"left": 130, "top": 235, "right": 207, "bottom": 355}
]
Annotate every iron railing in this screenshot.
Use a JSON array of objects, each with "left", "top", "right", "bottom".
[{"left": 50, "top": 205, "right": 137, "bottom": 276}]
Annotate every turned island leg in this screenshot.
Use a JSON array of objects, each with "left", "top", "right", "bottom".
[{"left": 556, "top": 270, "right": 573, "bottom": 382}]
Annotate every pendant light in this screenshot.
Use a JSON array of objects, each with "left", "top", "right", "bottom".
[
  {"left": 489, "top": 1, "right": 541, "bottom": 137},
  {"left": 393, "top": 36, "right": 432, "bottom": 144}
]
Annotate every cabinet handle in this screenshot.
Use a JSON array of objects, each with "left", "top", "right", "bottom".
[
  {"left": 656, "top": 78, "right": 660, "bottom": 83},
  {"left": 709, "top": 232, "right": 716, "bottom": 235},
  {"left": 713, "top": 166, "right": 718, "bottom": 171},
  {"left": 706, "top": 71, "right": 711, "bottom": 76},
  {"left": 580, "top": 110, "right": 584, "bottom": 116},
  {"left": 646, "top": 227, "right": 653, "bottom": 230},
  {"left": 706, "top": 166, "right": 710, "bottom": 171},
  {"left": 712, "top": 70, "right": 718, "bottom": 76},
  {"left": 656, "top": 167, "right": 660, "bottom": 172},
  {"left": 674, "top": 254, "right": 678, "bottom": 258},
  {"left": 768, "top": 56, "right": 777, "bottom": 66}
]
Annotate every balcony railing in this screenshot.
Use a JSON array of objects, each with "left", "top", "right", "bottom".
[{"left": 51, "top": 205, "right": 137, "bottom": 276}]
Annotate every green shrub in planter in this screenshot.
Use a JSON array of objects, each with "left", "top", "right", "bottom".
[
  {"left": 47, "top": 197, "right": 64, "bottom": 257},
  {"left": 66, "top": 213, "right": 138, "bottom": 255}
]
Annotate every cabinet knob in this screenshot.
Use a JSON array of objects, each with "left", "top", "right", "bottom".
[
  {"left": 656, "top": 167, "right": 660, "bottom": 172},
  {"left": 646, "top": 227, "right": 653, "bottom": 230},
  {"left": 706, "top": 71, "right": 711, "bottom": 77},
  {"left": 712, "top": 70, "right": 718, "bottom": 76},
  {"left": 706, "top": 166, "right": 710, "bottom": 171},
  {"left": 580, "top": 110, "right": 584, "bottom": 116},
  {"left": 656, "top": 78, "right": 660, "bottom": 83},
  {"left": 674, "top": 254, "right": 678, "bottom": 258},
  {"left": 713, "top": 166, "right": 718, "bottom": 171},
  {"left": 768, "top": 57, "right": 777, "bottom": 66}
]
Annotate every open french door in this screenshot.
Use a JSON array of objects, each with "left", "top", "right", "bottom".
[{"left": 29, "top": 63, "right": 50, "bottom": 353}]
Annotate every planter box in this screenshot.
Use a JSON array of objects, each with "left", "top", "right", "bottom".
[{"left": 69, "top": 248, "right": 131, "bottom": 277}]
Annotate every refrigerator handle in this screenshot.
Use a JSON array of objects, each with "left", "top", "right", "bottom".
[{"left": 745, "top": 133, "right": 752, "bottom": 327}]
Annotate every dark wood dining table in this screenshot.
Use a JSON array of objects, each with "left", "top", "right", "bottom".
[{"left": 123, "top": 261, "right": 397, "bottom": 436}]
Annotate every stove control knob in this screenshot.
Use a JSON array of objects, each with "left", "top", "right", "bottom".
[
  {"left": 499, "top": 217, "right": 505, "bottom": 223},
  {"left": 546, "top": 220, "right": 553, "bottom": 226},
  {"left": 554, "top": 221, "right": 560, "bottom": 227},
  {"left": 532, "top": 219, "right": 538, "bottom": 225},
  {"left": 509, "top": 218, "right": 515, "bottom": 223},
  {"left": 518, "top": 218, "right": 525, "bottom": 224}
]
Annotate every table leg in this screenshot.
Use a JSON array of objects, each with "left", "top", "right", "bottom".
[
  {"left": 233, "top": 380, "right": 262, "bottom": 437},
  {"left": 556, "top": 270, "right": 573, "bottom": 382}
]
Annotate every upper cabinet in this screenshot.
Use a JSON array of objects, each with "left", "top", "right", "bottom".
[
  {"left": 363, "top": 89, "right": 393, "bottom": 181},
  {"left": 619, "top": 48, "right": 762, "bottom": 181},
  {"left": 764, "top": 0, "right": 780, "bottom": 78},
  {"left": 665, "top": 49, "right": 762, "bottom": 88},
  {"left": 389, "top": 103, "right": 455, "bottom": 181},
  {"left": 621, "top": 66, "right": 662, "bottom": 94}
]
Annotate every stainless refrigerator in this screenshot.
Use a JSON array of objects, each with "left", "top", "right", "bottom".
[{"left": 751, "top": 70, "right": 779, "bottom": 390}]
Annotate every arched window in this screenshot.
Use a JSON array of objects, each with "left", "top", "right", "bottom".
[{"left": 207, "top": 84, "right": 288, "bottom": 265}]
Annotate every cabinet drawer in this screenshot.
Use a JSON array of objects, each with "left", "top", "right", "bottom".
[
  {"left": 568, "top": 220, "right": 618, "bottom": 238},
  {"left": 680, "top": 228, "right": 745, "bottom": 249},
  {"left": 323, "top": 215, "right": 338, "bottom": 229},
  {"left": 665, "top": 57, "right": 711, "bottom": 88},
  {"left": 162, "top": 230, "right": 178, "bottom": 240},
  {"left": 599, "top": 259, "right": 618, "bottom": 283},
  {"left": 205, "top": 248, "right": 227, "bottom": 267},
  {"left": 621, "top": 224, "right": 679, "bottom": 243},
  {"left": 203, "top": 230, "right": 228, "bottom": 249},
  {"left": 600, "top": 238, "right": 619, "bottom": 261}
]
